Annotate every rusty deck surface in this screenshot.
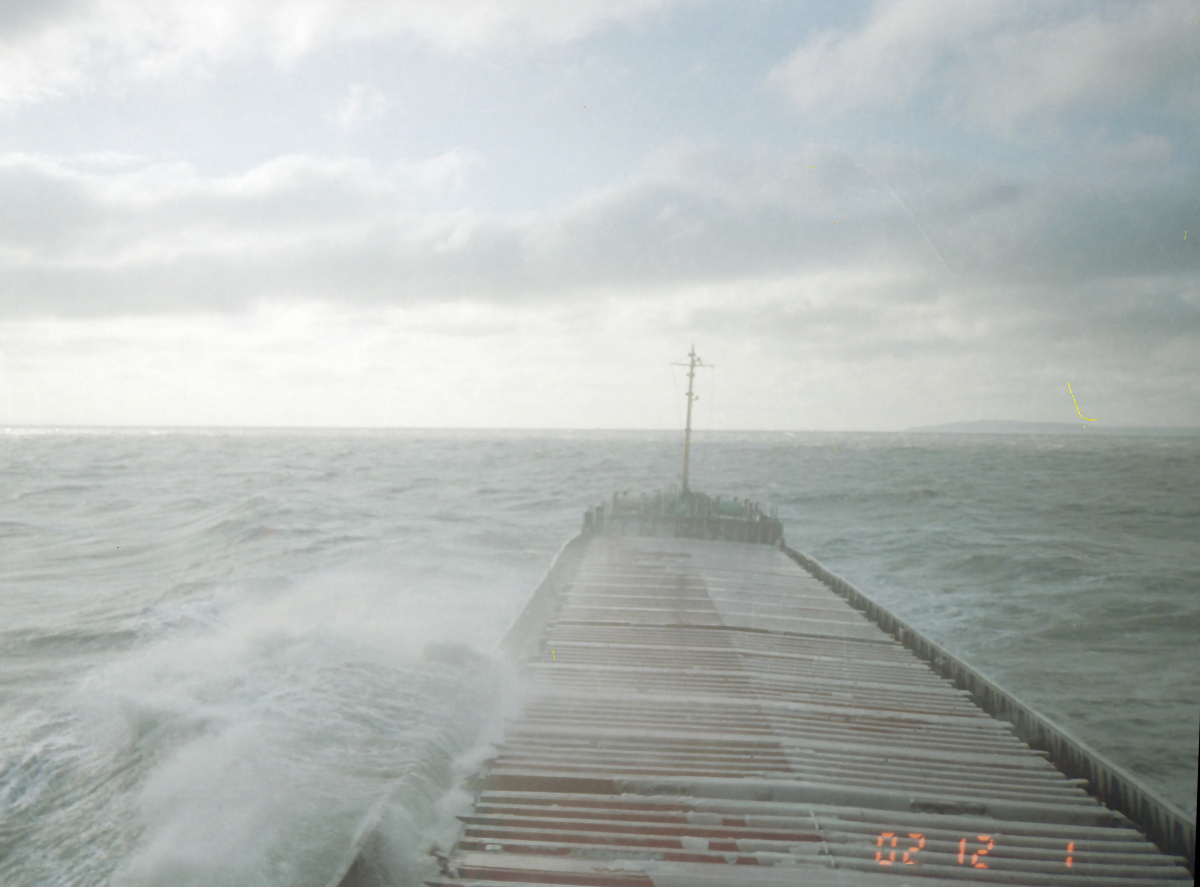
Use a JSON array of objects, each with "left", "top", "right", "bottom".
[{"left": 430, "top": 535, "right": 1193, "bottom": 887}]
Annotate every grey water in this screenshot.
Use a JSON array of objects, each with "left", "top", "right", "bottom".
[{"left": 2, "top": 428, "right": 1197, "bottom": 887}]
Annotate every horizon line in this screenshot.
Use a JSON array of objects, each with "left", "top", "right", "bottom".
[{"left": 4, "top": 421, "right": 1200, "bottom": 434}]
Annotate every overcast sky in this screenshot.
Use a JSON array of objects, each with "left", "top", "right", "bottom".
[{"left": 1, "top": 0, "right": 1197, "bottom": 429}]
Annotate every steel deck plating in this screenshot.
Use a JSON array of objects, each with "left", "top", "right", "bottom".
[{"left": 428, "top": 534, "right": 1193, "bottom": 887}]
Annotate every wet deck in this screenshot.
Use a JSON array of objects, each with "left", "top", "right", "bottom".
[{"left": 431, "top": 535, "right": 1193, "bottom": 886}]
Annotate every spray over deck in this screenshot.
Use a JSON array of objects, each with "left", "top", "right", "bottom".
[{"left": 333, "top": 350, "right": 1195, "bottom": 887}]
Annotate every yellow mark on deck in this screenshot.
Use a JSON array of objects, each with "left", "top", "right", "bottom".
[{"left": 1068, "top": 382, "right": 1097, "bottom": 421}]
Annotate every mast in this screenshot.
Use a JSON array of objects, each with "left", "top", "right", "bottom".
[{"left": 681, "top": 345, "right": 700, "bottom": 493}]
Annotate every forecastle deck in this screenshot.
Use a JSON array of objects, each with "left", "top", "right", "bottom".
[{"left": 418, "top": 534, "right": 1193, "bottom": 887}]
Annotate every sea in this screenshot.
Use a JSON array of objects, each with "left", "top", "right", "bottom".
[{"left": 2, "top": 428, "right": 1197, "bottom": 887}]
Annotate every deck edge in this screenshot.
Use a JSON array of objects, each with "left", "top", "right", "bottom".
[
  {"left": 499, "top": 533, "right": 591, "bottom": 662},
  {"left": 781, "top": 544, "right": 1196, "bottom": 875}
]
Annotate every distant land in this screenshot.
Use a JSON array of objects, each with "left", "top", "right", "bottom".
[{"left": 906, "top": 421, "right": 1200, "bottom": 437}]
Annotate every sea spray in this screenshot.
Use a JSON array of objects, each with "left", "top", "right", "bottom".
[
  {"left": 324, "top": 652, "right": 518, "bottom": 887},
  {"left": 110, "top": 641, "right": 514, "bottom": 887},
  {"left": 112, "top": 575, "right": 515, "bottom": 887},
  {"left": 3, "top": 567, "right": 517, "bottom": 887}
]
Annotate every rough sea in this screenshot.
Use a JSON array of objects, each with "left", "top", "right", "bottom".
[{"left": 2, "top": 428, "right": 1197, "bottom": 887}]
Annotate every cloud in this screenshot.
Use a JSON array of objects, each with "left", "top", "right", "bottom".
[
  {"left": 769, "top": 0, "right": 1200, "bottom": 137},
  {"left": 1, "top": 141, "right": 1196, "bottom": 323},
  {"left": 396, "top": 148, "right": 482, "bottom": 195},
  {"left": 2, "top": 140, "right": 1196, "bottom": 429},
  {"left": 767, "top": 2, "right": 1005, "bottom": 119},
  {"left": 0, "top": 0, "right": 74, "bottom": 36},
  {"left": 0, "top": 0, "right": 679, "bottom": 107},
  {"left": 0, "top": 144, "right": 915, "bottom": 314},
  {"left": 5, "top": 268, "right": 1197, "bottom": 429},
  {"left": 332, "top": 84, "right": 389, "bottom": 132}
]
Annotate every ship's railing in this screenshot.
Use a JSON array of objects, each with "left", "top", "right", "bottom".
[
  {"left": 783, "top": 544, "right": 1196, "bottom": 876},
  {"left": 499, "top": 533, "right": 589, "bottom": 661},
  {"left": 583, "top": 489, "right": 783, "bottom": 546}
]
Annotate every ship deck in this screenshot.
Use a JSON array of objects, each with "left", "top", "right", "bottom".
[{"left": 429, "top": 534, "right": 1193, "bottom": 887}]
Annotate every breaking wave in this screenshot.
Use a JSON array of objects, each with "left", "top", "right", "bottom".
[{"left": 2, "top": 570, "right": 515, "bottom": 887}]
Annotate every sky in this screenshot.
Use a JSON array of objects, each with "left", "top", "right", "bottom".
[{"left": 1, "top": 0, "right": 1197, "bottom": 430}]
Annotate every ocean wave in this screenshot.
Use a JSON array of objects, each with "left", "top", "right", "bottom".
[{"left": 1, "top": 428, "right": 1196, "bottom": 876}]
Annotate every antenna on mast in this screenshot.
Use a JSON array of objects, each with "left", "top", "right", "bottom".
[{"left": 671, "top": 345, "right": 708, "bottom": 494}]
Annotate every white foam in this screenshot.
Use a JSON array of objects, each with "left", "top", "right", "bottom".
[{"left": 68, "top": 569, "right": 520, "bottom": 887}]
